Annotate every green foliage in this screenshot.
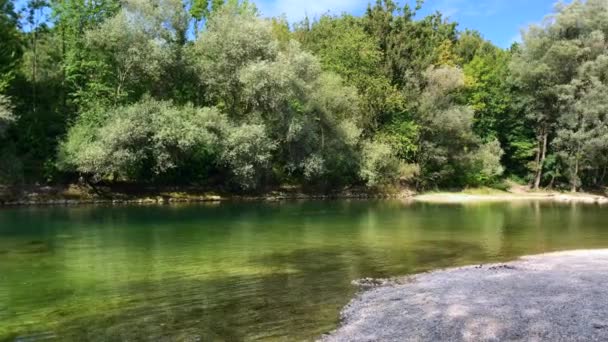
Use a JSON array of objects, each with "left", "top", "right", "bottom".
[
  {"left": 6, "top": 0, "right": 608, "bottom": 193},
  {"left": 463, "top": 139, "right": 505, "bottom": 186},
  {"left": 511, "top": 0, "right": 608, "bottom": 191},
  {"left": 270, "top": 17, "right": 291, "bottom": 48},
  {"left": 0, "top": 94, "right": 14, "bottom": 137},
  {"left": 415, "top": 66, "right": 473, "bottom": 186},
  {"left": 219, "top": 123, "right": 276, "bottom": 189},
  {"left": 0, "top": 142, "right": 22, "bottom": 184},
  {"left": 364, "top": 1, "right": 457, "bottom": 86},
  {"left": 190, "top": 6, "right": 276, "bottom": 112},
  {"left": 0, "top": 0, "right": 21, "bottom": 91},
  {"left": 463, "top": 48, "right": 510, "bottom": 140},
  {"left": 190, "top": 0, "right": 224, "bottom": 20},
  {"left": 192, "top": 13, "right": 364, "bottom": 187},
  {"left": 0, "top": 95, "right": 22, "bottom": 184},
  {"left": 75, "top": 0, "right": 192, "bottom": 108},
  {"left": 359, "top": 140, "right": 401, "bottom": 187},
  {"left": 462, "top": 38, "right": 534, "bottom": 179},
  {"left": 455, "top": 30, "right": 495, "bottom": 65},
  {"left": 295, "top": 14, "right": 401, "bottom": 129},
  {"left": 378, "top": 118, "right": 419, "bottom": 161},
  {"left": 52, "top": 0, "right": 121, "bottom": 108},
  {"left": 59, "top": 98, "right": 225, "bottom": 182}
]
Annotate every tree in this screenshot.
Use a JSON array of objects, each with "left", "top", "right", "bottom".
[
  {"left": 364, "top": 2, "right": 457, "bottom": 86},
  {"left": 414, "top": 65, "right": 504, "bottom": 187},
  {"left": 51, "top": 0, "right": 121, "bottom": 110},
  {"left": 554, "top": 54, "right": 608, "bottom": 192},
  {"left": 0, "top": 0, "right": 22, "bottom": 91},
  {"left": 415, "top": 66, "right": 472, "bottom": 185},
  {"left": 7, "top": 0, "right": 604, "bottom": 192},
  {"left": 295, "top": 14, "right": 402, "bottom": 130},
  {"left": 0, "top": 95, "right": 14, "bottom": 136},
  {"left": 455, "top": 30, "right": 495, "bottom": 65},
  {"left": 511, "top": 0, "right": 608, "bottom": 190},
  {"left": 0, "top": 94, "right": 22, "bottom": 185},
  {"left": 190, "top": 0, "right": 224, "bottom": 21},
  {"left": 189, "top": 0, "right": 256, "bottom": 36},
  {"left": 219, "top": 123, "right": 276, "bottom": 189},
  {"left": 59, "top": 97, "right": 227, "bottom": 182},
  {"left": 192, "top": 10, "right": 364, "bottom": 187},
  {"left": 190, "top": 4, "right": 275, "bottom": 113},
  {"left": 462, "top": 38, "right": 534, "bottom": 178},
  {"left": 463, "top": 138, "right": 505, "bottom": 186},
  {"left": 359, "top": 139, "right": 404, "bottom": 187}
]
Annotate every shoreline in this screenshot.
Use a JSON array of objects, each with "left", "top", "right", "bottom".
[
  {"left": 0, "top": 185, "right": 413, "bottom": 207},
  {"left": 413, "top": 191, "right": 608, "bottom": 204},
  {"left": 323, "top": 249, "right": 608, "bottom": 341},
  {"left": 2, "top": 184, "right": 608, "bottom": 207}
]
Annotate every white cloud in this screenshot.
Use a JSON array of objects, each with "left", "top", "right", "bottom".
[{"left": 256, "top": 0, "right": 368, "bottom": 22}]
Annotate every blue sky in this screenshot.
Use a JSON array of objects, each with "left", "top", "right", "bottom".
[
  {"left": 256, "top": 0, "right": 561, "bottom": 48},
  {"left": 13, "top": 0, "right": 561, "bottom": 48}
]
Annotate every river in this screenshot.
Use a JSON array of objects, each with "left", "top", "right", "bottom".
[{"left": 1, "top": 200, "right": 607, "bottom": 340}]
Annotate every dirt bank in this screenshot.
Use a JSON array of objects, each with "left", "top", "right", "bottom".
[
  {"left": 0, "top": 184, "right": 413, "bottom": 207},
  {"left": 323, "top": 250, "right": 608, "bottom": 342}
]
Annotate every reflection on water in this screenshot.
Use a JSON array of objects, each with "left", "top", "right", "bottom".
[{"left": 1, "top": 200, "right": 608, "bottom": 340}]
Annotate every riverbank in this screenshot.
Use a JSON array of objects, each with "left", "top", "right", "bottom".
[
  {"left": 323, "top": 249, "right": 608, "bottom": 342},
  {"left": 0, "top": 184, "right": 413, "bottom": 206},
  {"left": 413, "top": 188, "right": 608, "bottom": 204},
  {"left": 2, "top": 183, "right": 608, "bottom": 206}
]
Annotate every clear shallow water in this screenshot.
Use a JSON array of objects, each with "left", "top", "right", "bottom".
[{"left": 1, "top": 200, "right": 608, "bottom": 341}]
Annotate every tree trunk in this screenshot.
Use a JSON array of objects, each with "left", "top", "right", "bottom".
[
  {"left": 571, "top": 156, "right": 579, "bottom": 193},
  {"left": 548, "top": 174, "right": 555, "bottom": 189},
  {"left": 321, "top": 124, "right": 325, "bottom": 151},
  {"left": 533, "top": 129, "right": 548, "bottom": 189},
  {"left": 61, "top": 25, "right": 67, "bottom": 114},
  {"left": 32, "top": 29, "right": 38, "bottom": 114}
]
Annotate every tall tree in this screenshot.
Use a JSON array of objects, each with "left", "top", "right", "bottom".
[
  {"left": 511, "top": 0, "right": 608, "bottom": 190},
  {"left": 51, "top": 0, "right": 120, "bottom": 110},
  {"left": 0, "top": 0, "right": 22, "bottom": 91},
  {"left": 295, "top": 14, "right": 402, "bottom": 131}
]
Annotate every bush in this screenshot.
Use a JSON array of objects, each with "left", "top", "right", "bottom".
[
  {"left": 59, "top": 98, "right": 226, "bottom": 182},
  {"left": 463, "top": 138, "right": 505, "bottom": 186},
  {"left": 219, "top": 123, "right": 277, "bottom": 190},
  {"left": 0, "top": 95, "right": 15, "bottom": 137},
  {"left": 359, "top": 140, "right": 401, "bottom": 188}
]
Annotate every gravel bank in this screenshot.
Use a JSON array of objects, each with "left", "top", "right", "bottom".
[
  {"left": 413, "top": 192, "right": 608, "bottom": 204},
  {"left": 323, "top": 250, "right": 608, "bottom": 342}
]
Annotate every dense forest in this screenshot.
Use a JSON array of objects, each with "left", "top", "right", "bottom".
[{"left": 1, "top": 0, "right": 607, "bottom": 193}]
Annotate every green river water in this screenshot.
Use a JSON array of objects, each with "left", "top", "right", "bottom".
[{"left": 1, "top": 200, "right": 608, "bottom": 341}]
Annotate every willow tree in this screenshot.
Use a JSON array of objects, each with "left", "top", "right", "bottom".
[
  {"left": 191, "top": 7, "right": 364, "bottom": 187},
  {"left": 415, "top": 66, "right": 503, "bottom": 187},
  {"left": 77, "top": 0, "right": 192, "bottom": 108},
  {"left": 59, "top": 98, "right": 227, "bottom": 182},
  {"left": 554, "top": 54, "right": 608, "bottom": 191}
]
